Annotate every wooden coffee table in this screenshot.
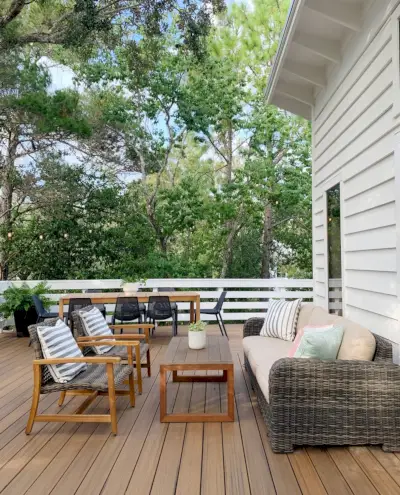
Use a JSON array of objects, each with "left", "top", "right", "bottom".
[{"left": 160, "top": 336, "right": 234, "bottom": 423}]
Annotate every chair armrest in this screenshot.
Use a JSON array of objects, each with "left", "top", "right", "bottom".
[
  {"left": 78, "top": 335, "right": 145, "bottom": 341},
  {"left": 269, "top": 357, "right": 400, "bottom": 403},
  {"left": 78, "top": 340, "right": 140, "bottom": 348},
  {"left": 109, "top": 324, "right": 154, "bottom": 330},
  {"left": 243, "top": 318, "right": 264, "bottom": 338},
  {"left": 33, "top": 356, "right": 121, "bottom": 365},
  {"left": 78, "top": 331, "right": 149, "bottom": 343}
]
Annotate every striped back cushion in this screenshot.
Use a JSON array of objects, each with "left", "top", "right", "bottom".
[
  {"left": 260, "top": 299, "right": 302, "bottom": 342},
  {"left": 37, "top": 319, "right": 87, "bottom": 383},
  {"left": 78, "top": 307, "right": 114, "bottom": 355}
]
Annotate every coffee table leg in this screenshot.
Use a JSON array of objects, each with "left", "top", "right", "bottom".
[
  {"left": 227, "top": 366, "right": 234, "bottom": 421},
  {"left": 160, "top": 366, "right": 167, "bottom": 422}
]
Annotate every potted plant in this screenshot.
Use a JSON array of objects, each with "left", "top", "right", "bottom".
[
  {"left": 188, "top": 321, "right": 207, "bottom": 350},
  {"left": 0, "top": 282, "right": 51, "bottom": 337}
]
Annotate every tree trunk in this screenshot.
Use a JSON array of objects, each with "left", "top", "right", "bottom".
[
  {"left": 220, "top": 224, "right": 236, "bottom": 278},
  {"left": 226, "top": 122, "right": 233, "bottom": 183},
  {"left": 260, "top": 203, "right": 272, "bottom": 279},
  {"left": 0, "top": 128, "right": 18, "bottom": 280}
]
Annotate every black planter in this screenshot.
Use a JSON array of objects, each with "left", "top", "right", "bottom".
[{"left": 14, "top": 306, "right": 38, "bottom": 338}]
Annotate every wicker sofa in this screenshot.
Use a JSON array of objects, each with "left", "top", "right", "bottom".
[{"left": 243, "top": 304, "right": 400, "bottom": 453}]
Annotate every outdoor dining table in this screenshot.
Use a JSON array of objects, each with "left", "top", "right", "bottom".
[{"left": 58, "top": 291, "right": 201, "bottom": 323}]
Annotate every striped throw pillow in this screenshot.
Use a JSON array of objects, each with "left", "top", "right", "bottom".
[
  {"left": 78, "top": 307, "right": 114, "bottom": 355},
  {"left": 37, "top": 319, "right": 87, "bottom": 384},
  {"left": 260, "top": 299, "right": 302, "bottom": 342}
]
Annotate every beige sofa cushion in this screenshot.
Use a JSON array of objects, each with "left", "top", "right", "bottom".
[
  {"left": 337, "top": 317, "right": 376, "bottom": 360},
  {"left": 306, "top": 306, "right": 340, "bottom": 327},
  {"left": 243, "top": 336, "right": 292, "bottom": 400},
  {"left": 295, "top": 303, "right": 316, "bottom": 333},
  {"left": 296, "top": 304, "right": 375, "bottom": 361}
]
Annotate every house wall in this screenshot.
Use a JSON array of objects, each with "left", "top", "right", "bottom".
[{"left": 312, "top": 0, "right": 400, "bottom": 343}]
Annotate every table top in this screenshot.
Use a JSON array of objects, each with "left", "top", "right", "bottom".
[
  {"left": 59, "top": 291, "right": 200, "bottom": 301},
  {"left": 161, "top": 336, "right": 232, "bottom": 365}
]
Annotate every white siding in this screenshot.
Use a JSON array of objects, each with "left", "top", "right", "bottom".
[{"left": 312, "top": 0, "right": 400, "bottom": 342}]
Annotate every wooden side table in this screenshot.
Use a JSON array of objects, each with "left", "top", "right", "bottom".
[{"left": 160, "top": 336, "right": 234, "bottom": 423}]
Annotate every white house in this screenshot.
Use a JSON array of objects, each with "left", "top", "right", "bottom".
[{"left": 266, "top": 0, "right": 400, "bottom": 343}]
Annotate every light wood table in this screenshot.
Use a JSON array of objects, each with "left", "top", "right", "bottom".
[
  {"left": 58, "top": 291, "right": 201, "bottom": 323},
  {"left": 160, "top": 336, "right": 234, "bottom": 423}
]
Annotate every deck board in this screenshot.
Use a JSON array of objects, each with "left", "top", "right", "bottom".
[{"left": 0, "top": 326, "right": 400, "bottom": 494}]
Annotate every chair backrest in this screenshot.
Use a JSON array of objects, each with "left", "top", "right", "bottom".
[
  {"left": 32, "top": 294, "right": 46, "bottom": 316},
  {"left": 71, "top": 305, "right": 100, "bottom": 356},
  {"left": 28, "top": 318, "right": 60, "bottom": 386},
  {"left": 215, "top": 291, "right": 227, "bottom": 312},
  {"left": 148, "top": 296, "right": 172, "bottom": 319},
  {"left": 68, "top": 298, "right": 92, "bottom": 329},
  {"left": 114, "top": 297, "right": 141, "bottom": 321}
]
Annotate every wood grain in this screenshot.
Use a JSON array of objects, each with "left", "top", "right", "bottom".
[{"left": 1, "top": 327, "right": 400, "bottom": 495}]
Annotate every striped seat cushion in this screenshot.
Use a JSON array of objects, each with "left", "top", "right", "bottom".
[
  {"left": 37, "top": 319, "right": 87, "bottom": 384},
  {"left": 260, "top": 299, "right": 302, "bottom": 342},
  {"left": 78, "top": 307, "right": 114, "bottom": 355}
]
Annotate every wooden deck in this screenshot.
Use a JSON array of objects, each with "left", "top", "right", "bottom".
[{"left": 1, "top": 325, "right": 400, "bottom": 495}]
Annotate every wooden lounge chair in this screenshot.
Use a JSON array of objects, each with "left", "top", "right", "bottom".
[
  {"left": 26, "top": 318, "right": 136, "bottom": 435},
  {"left": 72, "top": 305, "right": 153, "bottom": 394}
]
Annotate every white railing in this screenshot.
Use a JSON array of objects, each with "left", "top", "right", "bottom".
[
  {"left": 0, "top": 278, "right": 314, "bottom": 323},
  {"left": 328, "top": 278, "right": 342, "bottom": 316}
]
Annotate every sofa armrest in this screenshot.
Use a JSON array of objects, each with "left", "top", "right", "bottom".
[
  {"left": 243, "top": 318, "right": 264, "bottom": 338},
  {"left": 269, "top": 357, "right": 400, "bottom": 404}
]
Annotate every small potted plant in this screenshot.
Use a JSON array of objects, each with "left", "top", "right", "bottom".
[
  {"left": 0, "top": 282, "right": 51, "bottom": 337},
  {"left": 188, "top": 321, "right": 207, "bottom": 350}
]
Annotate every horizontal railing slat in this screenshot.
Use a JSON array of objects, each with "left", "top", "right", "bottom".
[{"left": 0, "top": 278, "right": 314, "bottom": 324}]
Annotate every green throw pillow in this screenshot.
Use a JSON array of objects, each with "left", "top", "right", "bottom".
[{"left": 294, "top": 326, "right": 344, "bottom": 360}]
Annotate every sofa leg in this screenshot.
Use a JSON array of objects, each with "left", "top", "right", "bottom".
[{"left": 270, "top": 437, "right": 294, "bottom": 454}]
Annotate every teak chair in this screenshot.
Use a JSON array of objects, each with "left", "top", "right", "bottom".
[
  {"left": 26, "top": 318, "right": 136, "bottom": 435},
  {"left": 72, "top": 305, "right": 153, "bottom": 394}
]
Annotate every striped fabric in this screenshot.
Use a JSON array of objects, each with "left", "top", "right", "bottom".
[
  {"left": 78, "top": 307, "right": 114, "bottom": 355},
  {"left": 37, "top": 319, "right": 87, "bottom": 384},
  {"left": 260, "top": 299, "right": 302, "bottom": 342}
]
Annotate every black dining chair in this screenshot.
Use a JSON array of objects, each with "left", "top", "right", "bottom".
[
  {"left": 67, "top": 298, "right": 92, "bottom": 331},
  {"left": 112, "top": 296, "right": 143, "bottom": 334},
  {"left": 32, "top": 295, "right": 68, "bottom": 323},
  {"left": 157, "top": 288, "right": 178, "bottom": 326},
  {"left": 200, "top": 291, "right": 228, "bottom": 338},
  {"left": 134, "top": 287, "right": 148, "bottom": 319},
  {"left": 85, "top": 289, "right": 107, "bottom": 319},
  {"left": 146, "top": 296, "right": 177, "bottom": 336}
]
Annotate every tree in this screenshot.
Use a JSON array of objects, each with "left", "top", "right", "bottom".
[
  {"left": 0, "top": 51, "right": 91, "bottom": 278},
  {"left": 0, "top": 0, "right": 224, "bottom": 56}
]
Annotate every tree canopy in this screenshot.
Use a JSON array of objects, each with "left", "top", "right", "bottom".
[{"left": 0, "top": 0, "right": 312, "bottom": 281}]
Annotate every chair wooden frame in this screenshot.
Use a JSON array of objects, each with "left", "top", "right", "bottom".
[
  {"left": 72, "top": 313, "right": 154, "bottom": 400},
  {"left": 77, "top": 335, "right": 143, "bottom": 394},
  {"left": 110, "top": 323, "right": 152, "bottom": 382},
  {"left": 26, "top": 355, "right": 135, "bottom": 436}
]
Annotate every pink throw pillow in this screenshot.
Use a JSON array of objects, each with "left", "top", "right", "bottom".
[{"left": 288, "top": 325, "right": 334, "bottom": 357}]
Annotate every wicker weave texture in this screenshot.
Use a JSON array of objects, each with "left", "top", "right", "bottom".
[
  {"left": 72, "top": 306, "right": 148, "bottom": 360},
  {"left": 243, "top": 319, "right": 400, "bottom": 453},
  {"left": 28, "top": 318, "right": 133, "bottom": 394}
]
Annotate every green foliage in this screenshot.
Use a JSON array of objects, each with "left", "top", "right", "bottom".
[
  {"left": 188, "top": 321, "right": 207, "bottom": 332},
  {"left": 0, "top": 282, "right": 51, "bottom": 318},
  {"left": 0, "top": 0, "right": 313, "bottom": 283}
]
